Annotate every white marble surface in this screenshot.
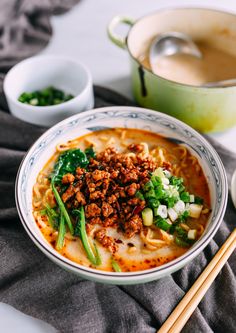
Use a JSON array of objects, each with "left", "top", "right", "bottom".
[{"left": 2, "top": 0, "right": 236, "bottom": 332}]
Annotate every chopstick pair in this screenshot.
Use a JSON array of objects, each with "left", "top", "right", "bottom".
[{"left": 158, "top": 228, "right": 236, "bottom": 333}]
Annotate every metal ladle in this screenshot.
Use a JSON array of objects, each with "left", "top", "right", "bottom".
[{"left": 149, "top": 32, "right": 236, "bottom": 88}]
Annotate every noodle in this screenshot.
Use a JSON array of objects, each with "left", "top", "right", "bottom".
[
  {"left": 106, "top": 137, "right": 115, "bottom": 146},
  {"left": 120, "top": 130, "right": 127, "bottom": 140},
  {"left": 99, "top": 136, "right": 109, "bottom": 142},
  {"left": 140, "top": 229, "right": 167, "bottom": 250},
  {"left": 197, "top": 224, "right": 204, "bottom": 237},
  {"left": 173, "top": 146, "right": 188, "bottom": 159},
  {"left": 43, "top": 188, "right": 55, "bottom": 207},
  {"left": 180, "top": 223, "right": 190, "bottom": 231},
  {"left": 32, "top": 128, "right": 210, "bottom": 272},
  {"left": 84, "top": 138, "right": 97, "bottom": 146},
  {"left": 56, "top": 143, "right": 71, "bottom": 152}
]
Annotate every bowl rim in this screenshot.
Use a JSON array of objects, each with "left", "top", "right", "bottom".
[
  {"left": 3, "top": 55, "right": 93, "bottom": 112},
  {"left": 126, "top": 6, "right": 236, "bottom": 90},
  {"left": 15, "top": 106, "right": 228, "bottom": 281}
]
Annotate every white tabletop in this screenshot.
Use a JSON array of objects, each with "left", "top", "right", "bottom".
[
  {"left": 2, "top": 0, "right": 236, "bottom": 332},
  {"left": 42, "top": 0, "right": 236, "bottom": 153}
]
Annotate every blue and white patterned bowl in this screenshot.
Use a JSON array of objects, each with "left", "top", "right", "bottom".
[{"left": 15, "top": 106, "right": 228, "bottom": 284}]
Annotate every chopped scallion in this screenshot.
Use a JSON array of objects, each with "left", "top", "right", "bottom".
[
  {"left": 155, "top": 217, "right": 171, "bottom": 231},
  {"left": 179, "top": 210, "right": 189, "bottom": 222},
  {"left": 142, "top": 207, "right": 153, "bottom": 226},
  {"left": 143, "top": 180, "right": 154, "bottom": 192},
  {"left": 195, "top": 196, "right": 204, "bottom": 205},
  {"left": 175, "top": 236, "right": 191, "bottom": 248},
  {"left": 135, "top": 190, "right": 145, "bottom": 200},
  {"left": 18, "top": 86, "right": 74, "bottom": 107},
  {"left": 180, "top": 191, "right": 190, "bottom": 203}
]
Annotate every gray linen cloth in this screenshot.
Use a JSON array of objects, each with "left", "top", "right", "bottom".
[{"left": 0, "top": 1, "right": 236, "bottom": 332}]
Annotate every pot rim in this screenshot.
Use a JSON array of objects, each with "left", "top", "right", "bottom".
[{"left": 125, "top": 6, "right": 236, "bottom": 90}]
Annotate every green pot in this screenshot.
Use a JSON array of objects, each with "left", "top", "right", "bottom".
[{"left": 108, "top": 8, "right": 236, "bottom": 133}]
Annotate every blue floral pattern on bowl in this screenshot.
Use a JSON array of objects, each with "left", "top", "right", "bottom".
[{"left": 15, "top": 106, "right": 228, "bottom": 284}]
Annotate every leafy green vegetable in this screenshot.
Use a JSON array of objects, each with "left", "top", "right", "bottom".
[
  {"left": 73, "top": 207, "right": 101, "bottom": 266},
  {"left": 51, "top": 182, "right": 74, "bottom": 235},
  {"left": 50, "top": 148, "right": 91, "bottom": 236},
  {"left": 56, "top": 213, "right": 66, "bottom": 250},
  {"left": 18, "top": 86, "right": 74, "bottom": 106},
  {"left": 111, "top": 258, "right": 122, "bottom": 272},
  {"left": 41, "top": 203, "right": 59, "bottom": 229},
  {"left": 85, "top": 146, "right": 96, "bottom": 160},
  {"left": 52, "top": 149, "right": 89, "bottom": 184},
  {"left": 94, "top": 243, "right": 102, "bottom": 266},
  {"left": 73, "top": 218, "right": 81, "bottom": 237}
]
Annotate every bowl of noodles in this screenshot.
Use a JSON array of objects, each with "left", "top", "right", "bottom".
[{"left": 15, "top": 106, "right": 228, "bottom": 284}]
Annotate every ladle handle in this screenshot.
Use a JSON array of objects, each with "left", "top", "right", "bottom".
[{"left": 107, "top": 15, "right": 134, "bottom": 49}]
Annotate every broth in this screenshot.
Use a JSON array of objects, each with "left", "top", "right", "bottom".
[
  {"left": 138, "top": 41, "right": 236, "bottom": 86},
  {"left": 32, "top": 129, "right": 211, "bottom": 272}
]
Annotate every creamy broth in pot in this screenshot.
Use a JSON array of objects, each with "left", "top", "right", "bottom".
[{"left": 139, "top": 41, "right": 236, "bottom": 86}]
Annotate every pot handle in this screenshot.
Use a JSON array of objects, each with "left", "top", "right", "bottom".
[{"left": 107, "top": 16, "right": 135, "bottom": 49}]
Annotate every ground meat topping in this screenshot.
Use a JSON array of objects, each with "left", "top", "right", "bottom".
[
  {"left": 125, "top": 183, "right": 140, "bottom": 196},
  {"left": 89, "top": 217, "right": 102, "bottom": 225},
  {"left": 62, "top": 185, "right": 75, "bottom": 202},
  {"left": 75, "top": 191, "right": 86, "bottom": 206},
  {"left": 124, "top": 215, "right": 143, "bottom": 238},
  {"left": 95, "top": 228, "right": 118, "bottom": 253},
  {"left": 62, "top": 173, "right": 75, "bottom": 184},
  {"left": 76, "top": 167, "right": 86, "bottom": 176},
  {"left": 58, "top": 145, "right": 165, "bottom": 244},
  {"left": 102, "top": 202, "right": 114, "bottom": 217},
  {"left": 85, "top": 203, "right": 101, "bottom": 218},
  {"left": 91, "top": 170, "right": 110, "bottom": 181},
  {"left": 128, "top": 143, "right": 144, "bottom": 153}
]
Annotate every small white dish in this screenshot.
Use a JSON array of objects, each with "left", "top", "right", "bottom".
[
  {"left": 15, "top": 106, "right": 228, "bottom": 285},
  {"left": 3, "top": 55, "right": 94, "bottom": 127}
]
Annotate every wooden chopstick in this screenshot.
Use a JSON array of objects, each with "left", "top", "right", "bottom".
[{"left": 158, "top": 228, "right": 236, "bottom": 333}]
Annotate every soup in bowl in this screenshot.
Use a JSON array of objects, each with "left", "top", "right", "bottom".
[
  {"left": 33, "top": 128, "right": 211, "bottom": 272},
  {"left": 16, "top": 107, "right": 227, "bottom": 284}
]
